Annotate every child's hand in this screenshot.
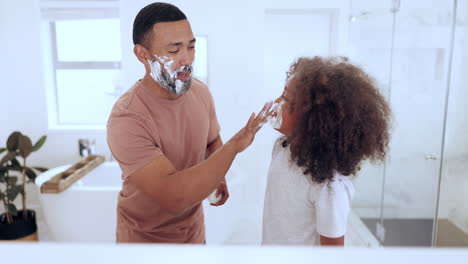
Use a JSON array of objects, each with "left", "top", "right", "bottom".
[{"left": 227, "top": 101, "right": 273, "bottom": 153}]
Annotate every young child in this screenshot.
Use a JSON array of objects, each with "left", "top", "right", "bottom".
[{"left": 262, "top": 56, "right": 391, "bottom": 246}]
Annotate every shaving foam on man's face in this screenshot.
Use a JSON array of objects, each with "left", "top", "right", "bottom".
[{"left": 148, "top": 55, "right": 193, "bottom": 95}]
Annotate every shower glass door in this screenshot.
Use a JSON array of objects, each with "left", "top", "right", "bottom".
[
  {"left": 380, "top": 0, "right": 455, "bottom": 247},
  {"left": 349, "top": 0, "right": 457, "bottom": 247}
]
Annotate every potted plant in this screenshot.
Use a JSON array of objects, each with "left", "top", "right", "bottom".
[{"left": 0, "top": 131, "right": 47, "bottom": 241}]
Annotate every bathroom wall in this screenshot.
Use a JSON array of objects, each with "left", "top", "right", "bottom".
[{"left": 0, "top": 0, "right": 47, "bottom": 149}]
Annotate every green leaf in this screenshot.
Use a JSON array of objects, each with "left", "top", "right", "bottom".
[
  {"left": 8, "top": 203, "right": 18, "bottom": 216},
  {"left": 7, "top": 185, "right": 22, "bottom": 201},
  {"left": 33, "top": 166, "right": 48, "bottom": 173},
  {"left": 7, "top": 176, "right": 18, "bottom": 186},
  {"left": 32, "top": 135, "right": 47, "bottom": 152},
  {"left": 25, "top": 167, "right": 37, "bottom": 183},
  {"left": 4, "top": 160, "right": 22, "bottom": 175},
  {"left": 8, "top": 159, "right": 21, "bottom": 170},
  {"left": 0, "top": 148, "right": 6, "bottom": 154},
  {"left": 6, "top": 131, "right": 22, "bottom": 152},
  {"left": 18, "top": 135, "right": 33, "bottom": 159},
  {"left": 0, "top": 152, "right": 16, "bottom": 166}
]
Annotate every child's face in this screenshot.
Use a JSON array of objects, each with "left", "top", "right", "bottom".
[{"left": 273, "top": 76, "right": 297, "bottom": 137}]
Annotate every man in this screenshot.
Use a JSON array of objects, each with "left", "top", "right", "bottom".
[{"left": 107, "top": 2, "right": 270, "bottom": 244}]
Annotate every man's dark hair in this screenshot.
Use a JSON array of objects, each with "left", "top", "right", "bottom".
[{"left": 133, "top": 2, "right": 187, "bottom": 48}]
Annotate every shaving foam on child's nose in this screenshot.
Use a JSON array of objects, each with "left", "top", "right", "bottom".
[
  {"left": 269, "top": 101, "right": 284, "bottom": 129},
  {"left": 208, "top": 190, "right": 221, "bottom": 204}
]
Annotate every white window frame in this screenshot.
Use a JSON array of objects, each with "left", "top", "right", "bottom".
[{"left": 41, "top": 1, "right": 121, "bottom": 130}]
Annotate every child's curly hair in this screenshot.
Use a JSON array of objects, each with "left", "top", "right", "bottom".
[{"left": 286, "top": 56, "right": 391, "bottom": 183}]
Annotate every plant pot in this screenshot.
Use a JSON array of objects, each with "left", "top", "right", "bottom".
[{"left": 0, "top": 209, "right": 38, "bottom": 241}]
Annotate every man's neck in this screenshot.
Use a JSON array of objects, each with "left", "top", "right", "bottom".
[{"left": 141, "top": 74, "right": 182, "bottom": 100}]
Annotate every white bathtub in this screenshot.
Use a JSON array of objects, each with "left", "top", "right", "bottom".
[
  {"left": 36, "top": 162, "right": 122, "bottom": 242},
  {"left": 36, "top": 161, "right": 378, "bottom": 245},
  {"left": 35, "top": 161, "right": 254, "bottom": 243}
]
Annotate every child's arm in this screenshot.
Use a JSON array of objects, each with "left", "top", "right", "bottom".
[{"left": 320, "top": 235, "right": 345, "bottom": 246}]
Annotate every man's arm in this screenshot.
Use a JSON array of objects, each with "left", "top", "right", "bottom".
[
  {"left": 320, "top": 235, "right": 345, "bottom": 246},
  {"left": 206, "top": 135, "right": 230, "bottom": 206},
  {"left": 127, "top": 141, "right": 237, "bottom": 215},
  {"left": 206, "top": 135, "right": 223, "bottom": 158},
  {"left": 127, "top": 104, "right": 271, "bottom": 215}
]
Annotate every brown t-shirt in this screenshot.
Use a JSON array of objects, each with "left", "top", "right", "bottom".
[{"left": 107, "top": 79, "right": 220, "bottom": 243}]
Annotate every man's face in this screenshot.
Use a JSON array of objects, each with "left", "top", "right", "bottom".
[{"left": 147, "top": 19, "right": 195, "bottom": 94}]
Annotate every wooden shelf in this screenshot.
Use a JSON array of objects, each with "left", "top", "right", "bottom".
[{"left": 40, "top": 155, "right": 105, "bottom": 194}]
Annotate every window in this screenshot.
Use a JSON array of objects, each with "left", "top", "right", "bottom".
[{"left": 50, "top": 19, "right": 122, "bottom": 126}]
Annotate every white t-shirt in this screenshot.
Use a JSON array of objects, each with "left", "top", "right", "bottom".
[{"left": 262, "top": 138, "right": 355, "bottom": 245}]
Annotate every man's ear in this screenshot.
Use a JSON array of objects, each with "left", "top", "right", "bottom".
[{"left": 134, "top": 44, "right": 151, "bottom": 64}]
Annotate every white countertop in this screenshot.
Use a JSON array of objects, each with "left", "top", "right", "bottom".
[{"left": 1, "top": 243, "right": 468, "bottom": 264}]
